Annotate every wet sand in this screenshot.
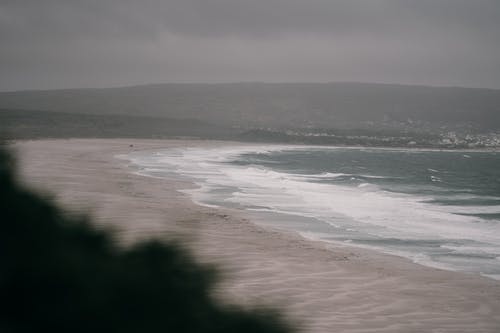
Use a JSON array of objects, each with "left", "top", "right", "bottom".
[{"left": 12, "top": 139, "right": 500, "bottom": 333}]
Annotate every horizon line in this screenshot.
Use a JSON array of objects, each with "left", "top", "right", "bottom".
[{"left": 1, "top": 80, "right": 500, "bottom": 93}]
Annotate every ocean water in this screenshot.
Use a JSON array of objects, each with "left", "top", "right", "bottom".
[{"left": 126, "top": 145, "right": 500, "bottom": 279}]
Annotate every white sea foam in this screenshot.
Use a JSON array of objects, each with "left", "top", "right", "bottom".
[
  {"left": 305, "top": 172, "right": 394, "bottom": 180},
  {"left": 481, "top": 273, "right": 500, "bottom": 280},
  {"left": 435, "top": 205, "right": 500, "bottom": 215},
  {"left": 306, "top": 172, "right": 351, "bottom": 178},
  {"left": 140, "top": 146, "right": 498, "bottom": 241},
  {"left": 126, "top": 145, "right": 500, "bottom": 277},
  {"left": 440, "top": 244, "right": 500, "bottom": 257},
  {"left": 430, "top": 175, "right": 442, "bottom": 182}
]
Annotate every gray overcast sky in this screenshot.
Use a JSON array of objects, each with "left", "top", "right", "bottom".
[{"left": 1, "top": 0, "right": 500, "bottom": 91}]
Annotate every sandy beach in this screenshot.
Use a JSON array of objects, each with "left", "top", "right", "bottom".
[{"left": 11, "top": 139, "right": 500, "bottom": 333}]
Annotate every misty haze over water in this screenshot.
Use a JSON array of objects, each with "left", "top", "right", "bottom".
[{"left": 2, "top": 2, "right": 500, "bottom": 332}]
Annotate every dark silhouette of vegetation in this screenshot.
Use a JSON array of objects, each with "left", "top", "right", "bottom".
[{"left": 0, "top": 146, "right": 293, "bottom": 333}]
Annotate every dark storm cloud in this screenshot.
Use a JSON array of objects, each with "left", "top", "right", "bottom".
[{"left": 1, "top": 0, "right": 500, "bottom": 90}]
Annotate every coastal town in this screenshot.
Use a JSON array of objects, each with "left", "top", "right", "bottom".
[{"left": 242, "top": 126, "right": 500, "bottom": 149}]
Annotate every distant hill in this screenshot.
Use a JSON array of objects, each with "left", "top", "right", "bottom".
[
  {"left": 0, "top": 109, "right": 236, "bottom": 140},
  {"left": 1, "top": 83, "right": 499, "bottom": 131}
]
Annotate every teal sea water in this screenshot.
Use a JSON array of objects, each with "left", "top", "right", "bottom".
[{"left": 127, "top": 145, "right": 500, "bottom": 279}]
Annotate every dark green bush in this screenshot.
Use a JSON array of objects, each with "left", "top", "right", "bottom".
[{"left": 0, "top": 146, "right": 292, "bottom": 333}]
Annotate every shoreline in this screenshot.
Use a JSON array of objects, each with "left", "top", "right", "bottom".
[
  {"left": 9, "top": 137, "right": 500, "bottom": 153},
  {"left": 124, "top": 141, "right": 500, "bottom": 281},
  {"left": 12, "top": 138, "right": 500, "bottom": 332}
]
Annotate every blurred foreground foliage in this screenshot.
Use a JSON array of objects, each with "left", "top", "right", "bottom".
[{"left": 0, "top": 146, "right": 292, "bottom": 333}]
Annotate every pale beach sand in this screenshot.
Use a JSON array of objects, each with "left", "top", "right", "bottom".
[{"left": 11, "top": 139, "right": 500, "bottom": 333}]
